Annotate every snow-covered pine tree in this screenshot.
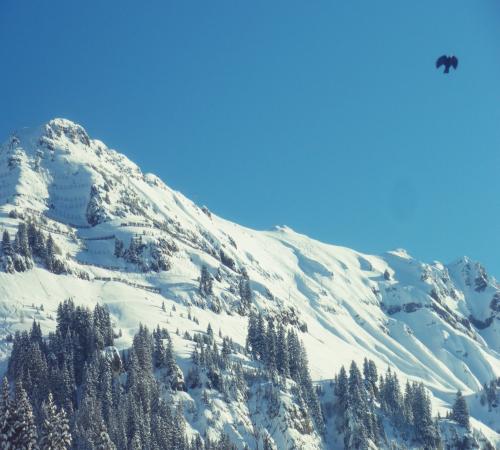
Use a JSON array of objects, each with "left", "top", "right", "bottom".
[
  {"left": 0, "top": 377, "right": 14, "bottom": 448},
  {"left": 153, "top": 325, "right": 166, "bottom": 369},
  {"left": 334, "top": 365, "right": 349, "bottom": 431},
  {"left": 74, "top": 362, "right": 104, "bottom": 443},
  {"left": 245, "top": 311, "right": 257, "bottom": 357},
  {"left": 95, "top": 419, "right": 116, "bottom": 450},
  {"left": 45, "top": 234, "right": 56, "bottom": 272},
  {"left": 363, "top": 357, "right": 378, "bottom": 399},
  {"left": 411, "top": 382, "right": 441, "bottom": 448},
  {"left": 1, "top": 230, "right": 15, "bottom": 273},
  {"left": 451, "top": 390, "right": 470, "bottom": 430},
  {"left": 93, "top": 304, "right": 114, "bottom": 349},
  {"left": 114, "top": 238, "right": 124, "bottom": 258},
  {"left": 54, "top": 407, "right": 72, "bottom": 450},
  {"left": 199, "top": 265, "right": 213, "bottom": 297},
  {"left": 276, "top": 323, "right": 289, "bottom": 378},
  {"left": 32, "top": 224, "right": 47, "bottom": 260},
  {"left": 264, "top": 317, "right": 277, "bottom": 372},
  {"left": 344, "top": 361, "right": 372, "bottom": 449},
  {"left": 403, "top": 380, "right": 414, "bottom": 426},
  {"left": 206, "top": 322, "right": 214, "bottom": 340},
  {"left": 1, "top": 230, "right": 12, "bottom": 257},
  {"left": 287, "top": 329, "right": 303, "bottom": 382},
  {"left": 7, "top": 329, "right": 49, "bottom": 409},
  {"left": 97, "top": 358, "right": 114, "bottom": 427},
  {"left": 238, "top": 275, "right": 252, "bottom": 310},
  {"left": 164, "top": 332, "right": 179, "bottom": 376},
  {"left": 172, "top": 403, "right": 187, "bottom": 449},
  {"left": 298, "top": 349, "right": 324, "bottom": 432},
  {"left": 151, "top": 398, "right": 173, "bottom": 448},
  {"left": 125, "top": 235, "right": 145, "bottom": 265},
  {"left": 40, "top": 392, "right": 72, "bottom": 450},
  {"left": 11, "top": 382, "right": 38, "bottom": 450},
  {"left": 15, "top": 222, "right": 31, "bottom": 259},
  {"left": 246, "top": 311, "right": 266, "bottom": 361},
  {"left": 40, "top": 392, "right": 57, "bottom": 449}
]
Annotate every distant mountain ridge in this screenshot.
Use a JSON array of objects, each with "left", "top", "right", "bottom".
[{"left": 0, "top": 119, "right": 498, "bottom": 448}]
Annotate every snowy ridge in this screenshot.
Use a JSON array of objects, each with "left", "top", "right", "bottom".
[{"left": 0, "top": 119, "right": 498, "bottom": 448}]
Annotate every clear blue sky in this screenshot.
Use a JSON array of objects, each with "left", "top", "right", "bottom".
[{"left": 1, "top": 1, "right": 500, "bottom": 274}]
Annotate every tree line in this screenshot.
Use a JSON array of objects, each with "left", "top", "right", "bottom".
[
  {"left": 0, "top": 297, "right": 478, "bottom": 450},
  {"left": 1, "top": 221, "right": 67, "bottom": 274}
]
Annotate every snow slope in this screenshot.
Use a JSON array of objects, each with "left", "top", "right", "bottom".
[{"left": 0, "top": 119, "right": 499, "bottom": 447}]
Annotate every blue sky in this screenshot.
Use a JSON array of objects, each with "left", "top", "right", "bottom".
[{"left": 1, "top": 1, "right": 500, "bottom": 274}]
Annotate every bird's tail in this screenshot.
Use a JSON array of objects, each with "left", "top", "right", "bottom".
[{"left": 444, "top": 66, "right": 450, "bottom": 74}]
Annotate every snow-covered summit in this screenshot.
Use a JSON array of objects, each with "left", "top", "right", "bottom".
[{"left": 0, "top": 119, "right": 498, "bottom": 447}]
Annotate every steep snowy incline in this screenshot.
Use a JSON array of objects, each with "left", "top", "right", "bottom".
[{"left": 0, "top": 119, "right": 499, "bottom": 443}]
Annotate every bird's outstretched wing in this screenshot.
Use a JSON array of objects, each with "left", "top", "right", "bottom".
[
  {"left": 450, "top": 56, "right": 458, "bottom": 69},
  {"left": 436, "top": 55, "right": 447, "bottom": 68}
]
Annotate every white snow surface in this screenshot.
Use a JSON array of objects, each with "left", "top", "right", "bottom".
[{"left": 0, "top": 119, "right": 499, "bottom": 447}]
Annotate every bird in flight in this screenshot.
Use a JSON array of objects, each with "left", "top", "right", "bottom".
[{"left": 436, "top": 55, "right": 458, "bottom": 74}]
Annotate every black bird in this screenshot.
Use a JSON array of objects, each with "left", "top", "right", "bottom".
[{"left": 436, "top": 55, "right": 458, "bottom": 73}]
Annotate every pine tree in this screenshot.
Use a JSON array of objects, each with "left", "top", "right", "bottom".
[
  {"left": 451, "top": 390, "right": 470, "bottom": 430},
  {"left": 335, "top": 366, "right": 349, "bottom": 422},
  {"left": 11, "top": 382, "right": 38, "bottom": 450},
  {"left": 299, "top": 351, "right": 324, "bottom": 431},
  {"left": 55, "top": 407, "right": 72, "bottom": 450},
  {"left": 264, "top": 318, "right": 277, "bottom": 372},
  {"left": 287, "top": 330, "right": 302, "bottom": 381},
  {"left": 16, "top": 222, "right": 31, "bottom": 258},
  {"left": 98, "top": 358, "right": 114, "bottom": 426},
  {"left": 114, "top": 238, "right": 124, "bottom": 258},
  {"left": 0, "top": 377, "right": 14, "bottom": 448},
  {"left": 381, "top": 367, "right": 403, "bottom": 424},
  {"left": 276, "top": 323, "right": 289, "bottom": 378},
  {"left": 95, "top": 419, "right": 116, "bottom": 450},
  {"left": 238, "top": 276, "right": 252, "bottom": 310},
  {"left": 403, "top": 380, "right": 414, "bottom": 426},
  {"left": 40, "top": 392, "right": 57, "bottom": 449},
  {"left": 40, "top": 392, "right": 72, "bottom": 450},
  {"left": 1, "top": 230, "right": 12, "bottom": 257},
  {"left": 3, "top": 255, "right": 15, "bottom": 273},
  {"left": 153, "top": 326, "right": 166, "bottom": 369},
  {"left": 27, "top": 221, "right": 38, "bottom": 251},
  {"left": 246, "top": 311, "right": 265, "bottom": 360},
  {"left": 164, "top": 333, "right": 178, "bottom": 377},
  {"left": 344, "top": 361, "right": 371, "bottom": 449},
  {"left": 45, "top": 234, "right": 56, "bottom": 272},
  {"left": 411, "top": 382, "right": 441, "bottom": 448},
  {"left": 125, "top": 235, "right": 145, "bottom": 265},
  {"left": 93, "top": 304, "right": 114, "bottom": 348},
  {"left": 363, "top": 358, "right": 378, "bottom": 399},
  {"left": 171, "top": 403, "right": 187, "bottom": 449},
  {"left": 206, "top": 323, "right": 214, "bottom": 340},
  {"left": 245, "top": 311, "right": 257, "bottom": 356},
  {"left": 32, "top": 225, "right": 47, "bottom": 260},
  {"left": 199, "top": 265, "right": 213, "bottom": 297}
]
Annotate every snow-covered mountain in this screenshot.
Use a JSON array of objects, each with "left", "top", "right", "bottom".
[{"left": 0, "top": 119, "right": 498, "bottom": 449}]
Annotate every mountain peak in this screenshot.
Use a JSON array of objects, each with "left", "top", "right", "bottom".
[
  {"left": 42, "top": 117, "right": 91, "bottom": 147},
  {"left": 46, "top": 117, "right": 82, "bottom": 130}
]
